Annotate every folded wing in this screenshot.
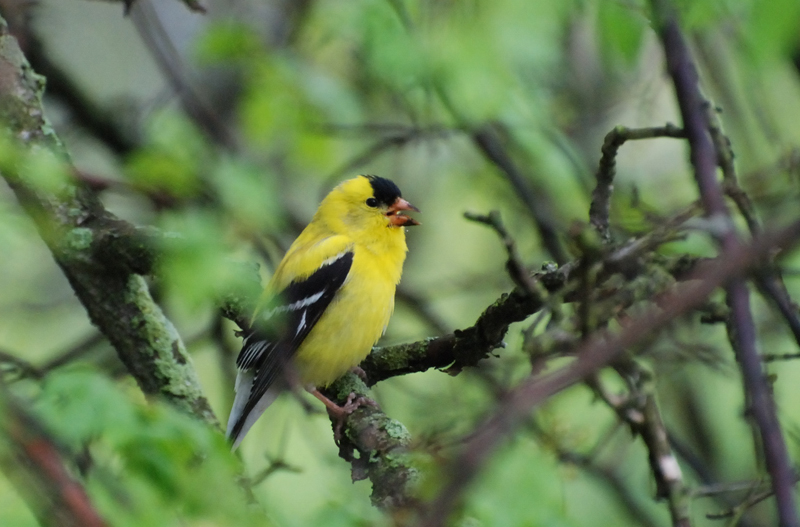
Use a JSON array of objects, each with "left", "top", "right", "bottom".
[{"left": 226, "top": 249, "right": 354, "bottom": 448}]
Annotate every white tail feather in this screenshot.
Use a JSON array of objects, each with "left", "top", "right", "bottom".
[{"left": 226, "top": 370, "right": 280, "bottom": 450}]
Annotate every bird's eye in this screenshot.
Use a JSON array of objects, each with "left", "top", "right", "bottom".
[{"left": 366, "top": 197, "right": 378, "bottom": 208}]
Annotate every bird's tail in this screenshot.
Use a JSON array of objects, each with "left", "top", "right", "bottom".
[{"left": 226, "top": 370, "right": 280, "bottom": 450}]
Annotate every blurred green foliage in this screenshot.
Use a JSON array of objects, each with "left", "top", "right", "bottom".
[
  {"left": 0, "top": 0, "right": 799, "bottom": 525},
  {"left": 125, "top": 112, "right": 210, "bottom": 197},
  {"left": 29, "top": 368, "right": 266, "bottom": 527}
]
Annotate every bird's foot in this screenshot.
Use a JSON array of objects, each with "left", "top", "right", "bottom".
[{"left": 309, "top": 389, "right": 378, "bottom": 443}]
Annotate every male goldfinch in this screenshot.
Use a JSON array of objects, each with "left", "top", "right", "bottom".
[{"left": 226, "top": 175, "right": 419, "bottom": 448}]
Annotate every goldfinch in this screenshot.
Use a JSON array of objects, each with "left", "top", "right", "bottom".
[{"left": 226, "top": 175, "right": 419, "bottom": 448}]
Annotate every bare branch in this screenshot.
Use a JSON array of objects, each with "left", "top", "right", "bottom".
[
  {"left": 589, "top": 124, "right": 686, "bottom": 243},
  {"left": 464, "top": 210, "right": 541, "bottom": 294},
  {"left": 130, "top": 1, "right": 234, "bottom": 150},
  {"left": 650, "top": 2, "right": 799, "bottom": 525},
  {"left": 603, "top": 360, "right": 691, "bottom": 527},
  {"left": 705, "top": 101, "right": 800, "bottom": 350},
  {"left": 533, "top": 422, "right": 663, "bottom": 527},
  {"left": 705, "top": 471, "right": 800, "bottom": 521},
  {"left": 416, "top": 218, "right": 800, "bottom": 527}
]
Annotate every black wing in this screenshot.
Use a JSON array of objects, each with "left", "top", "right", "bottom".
[{"left": 227, "top": 250, "right": 354, "bottom": 441}]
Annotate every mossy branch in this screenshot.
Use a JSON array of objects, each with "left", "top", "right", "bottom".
[
  {"left": 323, "top": 373, "right": 419, "bottom": 511},
  {"left": 0, "top": 19, "right": 216, "bottom": 426}
]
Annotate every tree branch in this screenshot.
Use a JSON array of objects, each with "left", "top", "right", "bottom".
[
  {"left": 471, "top": 123, "right": 569, "bottom": 264},
  {"left": 464, "top": 210, "right": 540, "bottom": 294},
  {"left": 650, "top": 2, "right": 799, "bottom": 525},
  {"left": 416, "top": 218, "right": 800, "bottom": 527},
  {"left": 589, "top": 124, "right": 686, "bottom": 243},
  {"left": 362, "top": 206, "right": 698, "bottom": 387},
  {"left": 0, "top": 380, "right": 108, "bottom": 527},
  {"left": 602, "top": 360, "right": 691, "bottom": 527},
  {"left": 323, "top": 373, "right": 419, "bottom": 511},
  {"left": 0, "top": 18, "right": 216, "bottom": 426}
]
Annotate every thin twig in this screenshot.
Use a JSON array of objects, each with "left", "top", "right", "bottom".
[
  {"left": 471, "top": 124, "right": 569, "bottom": 264},
  {"left": 589, "top": 124, "right": 686, "bottom": 243},
  {"left": 692, "top": 479, "right": 770, "bottom": 498},
  {"left": 706, "top": 472, "right": 800, "bottom": 521},
  {"left": 650, "top": 1, "right": 799, "bottom": 525},
  {"left": 39, "top": 333, "right": 107, "bottom": 374},
  {"left": 762, "top": 353, "right": 800, "bottom": 363},
  {"left": 613, "top": 360, "right": 691, "bottom": 526},
  {"left": 320, "top": 126, "right": 452, "bottom": 192},
  {"left": 129, "top": 0, "right": 236, "bottom": 150},
  {"left": 670, "top": 433, "right": 760, "bottom": 527},
  {"left": 532, "top": 421, "right": 663, "bottom": 527},
  {"left": 0, "top": 350, "right": 40, "bottom": 380},
  {"left": 753, "top": 272, "right": 800, "bottom": 349},
  {"left": 706, "top": 102, "right": 800, "bottom": 350},
  {"left": 464, "top": 210, "right": 540, "bottom": 295},
  {"left": 395, "top": 287, "right": 451, "bottom": 335},
  {"left": 416, "top": 218, "right": 800, "bottom": 527}
]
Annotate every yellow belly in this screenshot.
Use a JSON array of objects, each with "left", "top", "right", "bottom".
[{"left": 293, "top": 252, "right": 396, "bottom": 386}]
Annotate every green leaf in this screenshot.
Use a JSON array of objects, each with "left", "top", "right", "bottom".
[{"left": 34, "top": 369, "right": 265, "bottom": 526}]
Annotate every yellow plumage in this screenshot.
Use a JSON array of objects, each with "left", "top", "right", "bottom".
[{"left": 227, "top": 175, "right": 418, "bottom": 447}]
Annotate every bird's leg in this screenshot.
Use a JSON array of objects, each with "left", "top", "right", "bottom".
[
  {"left": 308, "top": 388, "right": 378, "bottom": 443},
  {"left": 309, "top": 388, "right": 344, "bottom": 414}
]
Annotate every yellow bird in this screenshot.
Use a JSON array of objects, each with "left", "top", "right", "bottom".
[{"left": 226, "top": 175, "right": 419, "bottom": 448}]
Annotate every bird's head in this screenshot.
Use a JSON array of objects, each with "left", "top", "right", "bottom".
[{"left": 320, "top": 175, "right": 420, "bottom": 235}]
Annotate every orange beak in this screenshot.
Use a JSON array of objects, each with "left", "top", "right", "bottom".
[{"left": 386, "top": 197, "right": 420, "bottom": 227}]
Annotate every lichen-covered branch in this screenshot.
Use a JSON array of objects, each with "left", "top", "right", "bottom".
[
  {"left": 0, "top": 18, "right": 216, "bottom": 426},
  {"left": 360, "top": 277, "right": 555, "bottom": 386},
  {"left": 362, "top": 206, "right": 699, "bottom": 387},
  {"left": 323, "top": 373, "right": 418, "bottom": 511}
]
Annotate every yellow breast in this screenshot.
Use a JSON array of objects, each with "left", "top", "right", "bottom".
[{"left": 293, "top": 245, "right": 403, "bottom": 386}]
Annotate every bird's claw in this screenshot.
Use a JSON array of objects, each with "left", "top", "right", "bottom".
[{"left": 327, "top": 392, "right": 378, "bottom": 444}]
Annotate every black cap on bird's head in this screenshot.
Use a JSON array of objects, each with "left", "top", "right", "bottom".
[
  {"left": 362, "top": 175, "right": 420, "bottom": 227},
  {"left": 364, "top": 175, "right": 402, "bottom": 207}
]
